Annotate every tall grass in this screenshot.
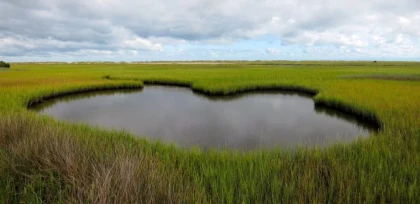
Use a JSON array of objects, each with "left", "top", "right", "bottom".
[
  {"left": 0, "top": 113, "right": 195, "bottom": 203},
  {"left": 1, "top": 61, "right": 420, "bottom": 202}
]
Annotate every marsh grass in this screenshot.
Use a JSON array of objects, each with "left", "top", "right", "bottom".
[
  {"left": 0, "top": 114, "right": 195, "bottom": 203},
  {"left": 342, "top": 74, "right": 420, "bottom": 81},
  {"left": 1, "top": 61, "right": 420, "bottom": 202}
]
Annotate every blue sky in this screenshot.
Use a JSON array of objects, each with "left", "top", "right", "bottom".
[{"left": 1, "top": 0, "right": 419, "bottom": 62}]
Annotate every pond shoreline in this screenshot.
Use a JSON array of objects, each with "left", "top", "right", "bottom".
[{"left": 27, "top": 81, "right": 382, "bottom": 138}]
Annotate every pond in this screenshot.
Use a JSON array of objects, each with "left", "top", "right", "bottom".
[{"left": 30, "top": 86, "right": 377, "bottom": 150}]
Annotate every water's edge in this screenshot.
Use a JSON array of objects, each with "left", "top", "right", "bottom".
[{"left": 27, "top": 80, "right": 382, "bottom": 131}]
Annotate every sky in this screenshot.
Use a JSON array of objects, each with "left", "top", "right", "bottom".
[{"left": 0, "top": 0, "right": 419, "bottom": 62}]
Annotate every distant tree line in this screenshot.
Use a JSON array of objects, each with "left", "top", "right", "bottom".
[{"left": 0, "top": 61, "right": 10, "bottom": 68}]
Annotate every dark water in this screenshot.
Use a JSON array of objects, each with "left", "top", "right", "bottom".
[{"left": 31, "top": 86, "right": 376, "bottom": 150}]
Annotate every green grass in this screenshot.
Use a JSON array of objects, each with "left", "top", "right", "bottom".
[{"left": 1, "top": 61, "right": 420, "bottom": 203}]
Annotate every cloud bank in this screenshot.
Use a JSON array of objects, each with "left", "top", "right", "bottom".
[{"left": 1, "top": 0, "right": 419, "bottom": 61}]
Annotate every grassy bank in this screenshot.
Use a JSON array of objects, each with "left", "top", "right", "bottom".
[{"left": 1, "top": 61, "right": 420, "bottom": 203}]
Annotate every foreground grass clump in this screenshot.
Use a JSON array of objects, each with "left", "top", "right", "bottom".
[
  {"left": 0, "top": 114, "right": 194, "bottom": 203},
  {"left": 1, "top": 61, "right": 420, "bottom": 202}
]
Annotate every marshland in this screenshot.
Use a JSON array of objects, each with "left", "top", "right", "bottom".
[{"left": 1, "top": 61, "right": 420, "bottom": 203}]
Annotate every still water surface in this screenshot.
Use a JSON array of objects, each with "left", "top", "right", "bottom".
[{"left": 31, "top": 86, "right": 375, "bottom": 150}]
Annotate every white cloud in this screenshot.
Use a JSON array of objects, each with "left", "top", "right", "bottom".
[
  {"left": 123, "top": 38, "right": 163, "bottom": 51},
  {"left": 111, "top": 26, "right": 163, "bottom": 51},
  {"left": 265, "top": 48, "right": 280, "bottom": 55}
]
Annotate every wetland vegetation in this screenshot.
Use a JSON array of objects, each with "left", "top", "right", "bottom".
[{"left": 1, "top": 61, "right": 420, "bottom": 203}]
